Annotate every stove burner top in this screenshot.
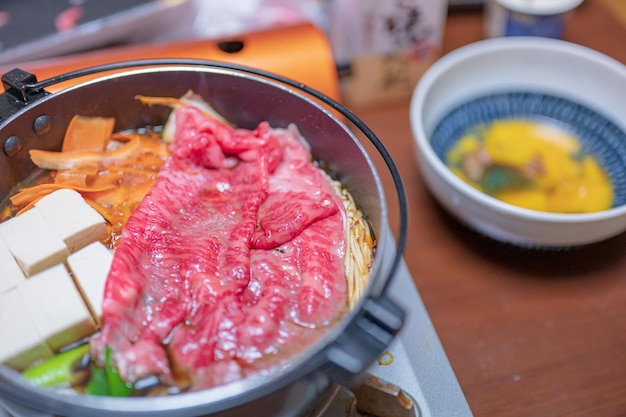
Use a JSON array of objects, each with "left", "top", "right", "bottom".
[{"left": 307, "top": 377, "right": 417, "bottom": 417}]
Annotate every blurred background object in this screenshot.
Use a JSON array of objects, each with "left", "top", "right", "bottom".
[
  {"left": 0, "top": 23, "right": 342, "bottom": 102},
  {"left": 0, "top": 0, "right": 330, "bottom": 65},
  {"left": 484, "top": 0, "right": 584, "bottom": 39},
  {"left": 448, "top": 0, "right": 484, "bottom": 10},
  {"left": 328, "top": 0, "right": 448, "bottom": 108},
  {"left": 0, "top": 0, "right": 448, "bottom": 108},
  {"left": 0, "top": 0, "right": 194, "bottom": 65}
]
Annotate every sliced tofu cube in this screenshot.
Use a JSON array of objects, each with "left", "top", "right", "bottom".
[
  {"left": 0, "top": 288, "right": 53, "bottom": 370},
  {"left": 66, "top": 241, "right": 113, "bottom": 324},
  {"left": 18, "top": 264, "right": 96, "bottom": 352},
  {"left": 0, "top": 237, "right": 26, "bottom": 293},
  {"left": 0, "top": 207, "right": 69, "bottom": 276},
  {"left": 34, "top": 188, "right": 107, "bottom": 252}
]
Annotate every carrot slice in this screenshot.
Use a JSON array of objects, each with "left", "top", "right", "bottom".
[
  {"left": 84, "top": 198, "right": 113, "bottom": 223},
  {"left": 10, "top": 183, "right": 116, "bottom": 207},
  {"left": 62, "top": 115, "right": 115, "bottom": 153},
  {"left": 135, "top": 95, "right": 187, "bottom": 109},
  {"left": 110, "top": 133, "right": 170, "bottom": 158},
  {"left": 136, "top": 93, "right": 230, "bottom": 124},
  {"left": 138, "top": 136, "right": 170, "bottom": 158},
  {"left": 30, "top": 136, "right": 141, "bottom": 171},
  {"left": 55, "top": 165, "right": 100, "bottom": 187}
]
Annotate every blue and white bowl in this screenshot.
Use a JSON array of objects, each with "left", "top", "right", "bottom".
[{"left": 410, "top": 37, "right": 626, "bottom": 248}]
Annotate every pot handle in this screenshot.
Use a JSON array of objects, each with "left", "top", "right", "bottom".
[
  {"left": 322, "top": 295, "right": 405, "bottom": 388},
  {"left": 0, "top": 69, "right": 49, "bottom": 123}
]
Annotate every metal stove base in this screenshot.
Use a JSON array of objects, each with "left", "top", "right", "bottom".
[{"left": 367, "top": 257, "right": 473, "bottom": 417}]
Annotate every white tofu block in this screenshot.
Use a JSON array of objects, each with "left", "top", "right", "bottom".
[
  {"left": 0, "top": 207, "right": 70, "bottom": 276},
  {"left": 0, "top": 237, "right": 26, "bottom": 293},
  {"left": 0, "top": 288, "right": 53, "bottom": 370},
  {"left": 66, "top": 241, "right": 113, "bottom": 324},
  {"left": 34, "top": 188, "right": 107, "bottom": 252},
  {"left": 18, "top": 264, "right": 96, "bottom": 352}
]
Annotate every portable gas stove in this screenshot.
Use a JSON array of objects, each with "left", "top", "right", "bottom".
[{"left": 0, "top": 27, "right": 472, "bottom": 413}]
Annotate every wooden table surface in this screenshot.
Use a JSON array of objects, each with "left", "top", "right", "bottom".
[
  {"left": 1, "top": 2, "right": 623, "bottom": 416},
  {"left": 354, "top": 2, "right": 626, "bottom": 416}
]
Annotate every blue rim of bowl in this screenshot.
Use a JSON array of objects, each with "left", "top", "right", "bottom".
[{"left": 430, "top": 91, "right": 626, "bottom": 210}]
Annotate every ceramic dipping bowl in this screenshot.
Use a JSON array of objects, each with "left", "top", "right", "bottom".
[{"left": 410, "top": 36, "right": 626, "bottom": 248}]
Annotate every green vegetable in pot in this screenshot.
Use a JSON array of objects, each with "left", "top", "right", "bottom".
[
  {"left": 85, "top": 346, "right": 132, "bottom": 397},
  {"left": 86, "top": 363, "right": 109, "bottom": 396},
  {"left": 22, "top": 344, "right": 89, "bottom": 388},
  {"left": 104, "top": 346, "right": 133, "bottom": 397}
]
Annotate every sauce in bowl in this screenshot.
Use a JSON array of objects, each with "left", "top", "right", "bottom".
[{"left": 445, "top": 118, "right": 613, "bottom": 213}]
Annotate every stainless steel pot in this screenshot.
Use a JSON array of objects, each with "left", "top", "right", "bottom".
[{"left": 0, "top": 61, "right": 408, "bottom": 417}]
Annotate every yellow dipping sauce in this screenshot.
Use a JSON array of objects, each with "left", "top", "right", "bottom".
[{"left": 446, "top": 119, "right": 613, "bottom": 213}]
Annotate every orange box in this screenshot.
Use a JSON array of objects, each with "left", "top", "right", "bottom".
[{"left": 0, "top": 23, "right": 340, "bottom": 102}]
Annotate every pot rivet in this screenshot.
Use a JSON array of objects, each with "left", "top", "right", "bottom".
[
  {"left": 33, "top": 114, "right": 52, "bottom": 135},
  {"left": 33, "top": 115, "right": 52, "bottom": 135},
  {"left": 3, "top": 135, "right": 21, "bottom": 156}
]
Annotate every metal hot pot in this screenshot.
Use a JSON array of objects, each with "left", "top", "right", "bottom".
[{"left": 0, "top": 61, "right": 408, "bottom": 417}]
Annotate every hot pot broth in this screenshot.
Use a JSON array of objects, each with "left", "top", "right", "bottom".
[{"left": 0, "top": 93, "right": 375, "bottom": 396}]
